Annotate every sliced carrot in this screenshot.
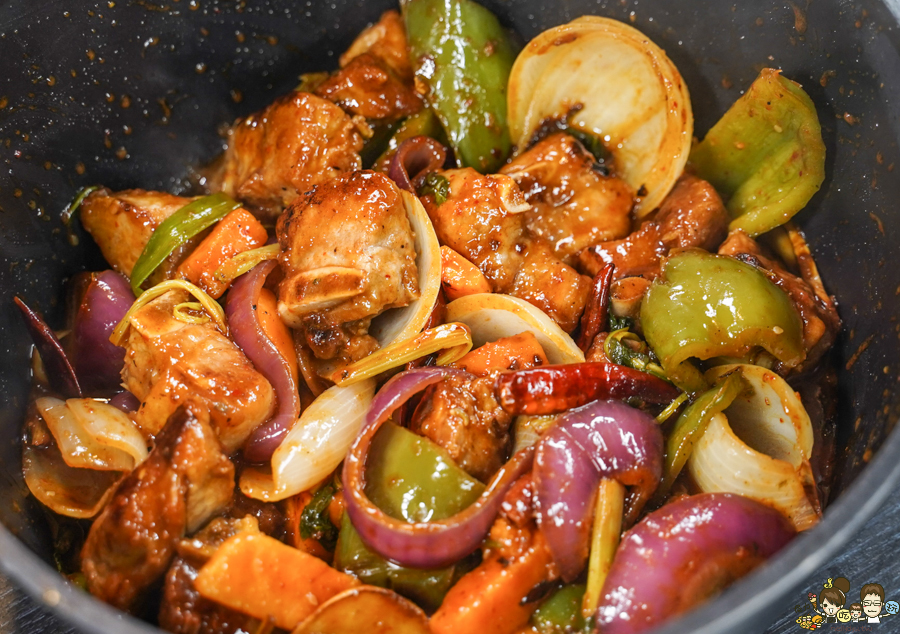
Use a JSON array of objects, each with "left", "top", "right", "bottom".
[
  {"left": 177, "top": 208, "right": 267, "bottom": 299},
  {"left": 440, "top": 245, "right": 492, "bottom": 301},
  {"left": 430, "top": 531, "right": 555, "bottom": 634},
  {"left": 194, "top": 532, "right": 359, "bottom": 630},
  {"left": 454, "top": 332, "right": 549, "bottom": 376},
  {"left": 256, "top": 287, "right": 299, "bottom": 385}
]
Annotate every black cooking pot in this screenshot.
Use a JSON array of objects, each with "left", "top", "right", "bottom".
[{"left": 1, "top": 1, "right": 899, "bottom": 633}]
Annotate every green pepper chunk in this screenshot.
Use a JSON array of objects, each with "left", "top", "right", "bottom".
[
  {"left": 129, "top": 192, "right": 241, "bottom": 296},
  {"left": 654, "top": 371, "right": 745, "bottom": 503},
  {"left": 299, "top": 482, "right": 339, "bottom": 551},
  {"left": 334, "top": 422, "right": 485, "bottom": 610},
  {"left": 531, "top": 584, "right": 587, "bottom": 634},
  {"left": 641, "top": 250, "right": 804, "bottom": 394},
  {"left": 403, "top": 0, "right": 516, "bottom": 173},
  {"left": 689, "top": 68, "right": 825, "bottom": 237},
  {"left": 417, "top": 172, "right": 450, "bottom": 204}
]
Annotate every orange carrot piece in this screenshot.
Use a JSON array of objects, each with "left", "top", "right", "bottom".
[
  {"left": 194, "top": 532, "right": 359, "bottom": 630},
  {"left": 440, "top": 245, "right": 492, "bottom": 301},
  {"left": 256, "top": 287, "right": 299, "bottom": 385},
  {"left": 454, "top": 332, "right": 549, "bottom": 376},
  {"left": 430, "top": 531, "right": 555, "bottom": 634},
  {"left": 177, "top": 208, "right": 267, "bottom": 298}
]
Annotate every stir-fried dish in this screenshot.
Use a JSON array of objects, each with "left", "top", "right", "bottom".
[{"left": 17, "top": 2, "right": 839, "bottom": 633}]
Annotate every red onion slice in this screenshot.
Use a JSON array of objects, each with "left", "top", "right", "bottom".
[
  {"left": 342, "top": 366, "right": 533, "bottom": 569},
  {"left": 15, "top": 296, "right": 81, "bottom": 398},
  {"left": 226, "top": 260, "right": 300, "bottom": 462},
  {"left": 387, "top": 136, "right": 448, "bottom": 193},
  {"left": 71, "top": 270, "right": 135, "bottom": 394},
  {"left": 109, "top": 391, "right": 140, "bottom": 414},
  {"left": 596, "top": 492, "right": 796, "bottom": 634},
  {"left": 534, "top": 398, "right": 663, "bottom": 582}
]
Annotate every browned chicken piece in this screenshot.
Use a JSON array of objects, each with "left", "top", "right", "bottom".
[
  {"left": 339, "top": 10, "right": 414, "bottom": 82},
  {"left": 122, "top": 290, "right": 275, "bottom": 453},
  {"left": 510, "top": 246, "right": 591, "bottom": 333},
  {"left": 410, "top": 371, "right": 513, "bottom": 482},
  {"left": 82, "top": 407, "right": 234, "bottom": 613},
  {"left": 718, "top": 229, "right": 841, "bottom": 372},
  {"left": 423, "top": 168, "right": 531, "bottom": 293},
  {"left": 500, "top": 133, "right": 634, "bottom": 263},
  {"left": 425, "top": 168, "right": 592, "bottom": 332},
  {"left": 277, "top": 170, "right": 419, "bottom": 364},
  {"left": 579, "top": 174, "right": 729, "bottom": 279},
  {"left": 315, "top": 53, "right": 423, "bottom": 122},
  {"left": 207, "top": 91, "right": 365, "bottom": 222},
  {"left": 159, "top": 516, "right": 262, "bottom": 634},
  {"left": 80, "top": 188, "right": 202, "bottom": 279}
]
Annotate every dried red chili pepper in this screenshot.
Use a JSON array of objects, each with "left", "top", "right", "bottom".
[{"left": 496, "top": 362, "right": 681, "bottom": 416}]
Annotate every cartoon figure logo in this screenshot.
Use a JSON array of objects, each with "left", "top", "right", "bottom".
[{"left": 795, "top": 577, "right": 898, "bottom": 629}]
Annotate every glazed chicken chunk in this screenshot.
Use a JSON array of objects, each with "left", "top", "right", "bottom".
[
  {"left": 121, "top": 290, "right": 275, "bottom": 453},
  {"left": 411, "top": 372, "right": 514, "bottom": 483},
  {"left": 425, "top": 168, "right": 530, "bottom": 293},
  {"left": 411, "top": 340, "right": 547, "bottom": 482},
  {"left": 500, "top": 132, "right": 634, "bottom": 263},
  {"left": 80, "top": 188, "right": 200, "bottom": 279},
  {"left": 81, "top": 407, "right": 234, "bottom": 613},
  {"left": 579, "top": 174, "right": 729, "bottom": 279},
  {"left": 338, "top": 10, "right": 414, "bottom": 82},
  {"left": 277, "top": 170, "right": 419, "bottom": 364},
  {"left": 315, "top": 52, "right": 423, "bottom": 122},
  {"left": 207, "top": 91, "right": 365, "bottom": 222},
  {"left": 425, "top": 168, "right": 591, "bottom": 332},
  {"left": 315, "top": 11, "right": 422, "bottom": 122}
]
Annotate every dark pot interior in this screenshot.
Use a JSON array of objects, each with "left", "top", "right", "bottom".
[{"left": 1, "top": 1, "right": 899, "bottom": 633}]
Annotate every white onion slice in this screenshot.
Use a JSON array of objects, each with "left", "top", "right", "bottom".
[
  {"left": 688, "top": 364, "right": 818, "bottom": 531},
  {"left": 23, "top": 442, "right": 121, "bottom": 519},
  {"left": 508, "top": 16, "right": 692, "bottom": 216},
  {"left": 240, "top": 379, "right": 376, "bottom": 502},
  {"left": 36, "top": 397, "right": 147, "bottom": 472},
  {"left": 66, "top": 398, "right": 149, "bottom": 466},
  {"left": 444, "top": 293, "right": 585, "bottom": 365},
  {"left": 368, "top": 190, "right": 442, "bottom": 348}
]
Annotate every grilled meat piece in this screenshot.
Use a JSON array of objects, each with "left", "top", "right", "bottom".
[
  {"left": 81, "top": 407, "right": 234, "bottom": 613},
  {"left": 579, "top": 174, "right": 729, "bottom": 279},
  {"left": 80, "top": 188, "right": 202, "bottom": 280},
  {"left": 276, "top": 170, "right": 419, "bottom": 364},
  {"left": 501, "top": 133, "right": 633, "bottom": 263},
  {"left": 207, "top": 91, "right": 365, "bottom": 222},
  {"left": 122, "top": 290, "right": 275, "bottom": 453}
]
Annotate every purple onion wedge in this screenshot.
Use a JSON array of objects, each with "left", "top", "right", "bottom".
[
  {"left": 533, "top": 398, "right": 663, "bottom": 582},
  {"left": 226, "top": 260, "right": 301, "bottom": 463},
  {"left": 70, "top": 270, "right": 135, "bottom": 394},
  {"left": 596, "top": 492, "right": 795, "bottom": 634},
  {"left": 387, "top": 136, "right": 448, "bottom": 193},
  {"left": 342, "top": 367, "right": 534, "bottom": 569}
]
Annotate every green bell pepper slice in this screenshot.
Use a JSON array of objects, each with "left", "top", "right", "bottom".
[
  {"left": 335, "top": 422, "right": 484, "bottom": 610},
  {"left": 689, "top": 68, "right": 825, "bottom": 237},
  {"left": 403, "top": 0, "right": 516, "bottom": 173},
  {"left": 654, "top": 371, "right": 745, "bottom": 503},
  {"left": 129, "top": 192, "right": 241, "bottom": 295},
  {"left": 641, "top": 250, "right": 804, "bottom": 394},
  {"left": 531, "top": 584, "right": 588, "bottom": 634}
]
